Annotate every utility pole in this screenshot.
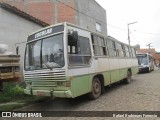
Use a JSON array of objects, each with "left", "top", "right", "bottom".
[
  {"left": 127, "top": 22, "right": 138, "bottom": 45},
  {"left": 127, "top": 24, "right": 130, "bottom": 45},
  {"left": 54, "top": 0, "right": 58, "bottom": 24},
  {"left": 146, "top": 43, "right": 152, "bottom": 54}
]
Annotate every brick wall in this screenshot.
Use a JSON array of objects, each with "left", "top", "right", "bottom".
[
  {"left": 137, "top": 49, "right": 156, "bottom": 55},
  {"left": 0, "top": 0, "right": 76, "bottom": 24},
  {"left": 1, "top": 0, "right": 107, "bottom": 35}
]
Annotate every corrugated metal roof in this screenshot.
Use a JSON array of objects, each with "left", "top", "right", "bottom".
[{"left": 0, "top": 2, "right": 49, "bottom": 27}]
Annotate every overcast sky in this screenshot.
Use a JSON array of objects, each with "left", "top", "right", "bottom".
[{"left": 96, "top": 0, "right": 160, "bottom": 52}]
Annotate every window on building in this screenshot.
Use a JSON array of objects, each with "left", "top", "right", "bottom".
[{"left": 96, "top": 22, "right": 101, "bottom": 32}]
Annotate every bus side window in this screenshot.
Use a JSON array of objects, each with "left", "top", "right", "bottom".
[
  {"left": 131, "top": 48, "right": 136, "bottom": 58},
  {"left": 68, "top": 34, "right": 78, "bottom": 54},
  {"left": 105, "top": 38, "right": 109, "bottom": 56},
  {"left": 91, "top": 34, "right": 107, "bottom": 56},
  {"left": 124, "top": 45, "right": 130, "bottom": 57},
  {"left": 122, "top": 44, "right": 126, "bottom": 57},
  {"left": 68, "top": 34, "right": 91, "bottom": 66},
  {"left": 128, "top": 47, "right": 132, "bottom": 58},
  {"left": 107, "top": 39, "right": 117, "bottom": 57},
  {"left": 117, "top": 42, "right": 124, "bottom": 57}
]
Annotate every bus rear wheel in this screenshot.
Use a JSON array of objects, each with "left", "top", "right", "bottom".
[
  {"left": 89, "top": 77, "right": 101, "bottom": 99},
  {"left": 124, "top": 71, "right": 132, "bottom": 84}
]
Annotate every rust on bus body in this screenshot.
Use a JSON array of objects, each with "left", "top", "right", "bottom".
[{"left": 0, "top": 55, "right": 21, "bottom": 82}]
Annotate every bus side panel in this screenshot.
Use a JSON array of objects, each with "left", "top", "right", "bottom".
[
  {"left": 69, "top": 68, "right": 90, "bottom": 98},
  {"left": 93, "top": 58, "right": 110, "bottom": 86},
  {"left": 126, "top": 59, "right": 132, "bottom": 68},
  {"left": 109, "top": 58, "right": 120, "bottom": 83},
  {"left": 103, "top": 71, "right": 111, "bottom": 86},
  {"left": 110, "top": 70, "right": 120, "bottom": 83},
  {"left": 126, "top": 58, "right": 138, "bottom": 74},
  {"left": 119, "top": 58, "right": 127, "bottom": 80},
  {"left": 119, "top": 68, "right": 128, "bottom": 80},
  {"left": 70, "top": 75, "right": 90, "bottom": 98},
  {"left": 131, "top": 59, "right": 139, "bottom": 75},
  {"left": 131, "top": 66, "right": 138, "bottom": 75}
]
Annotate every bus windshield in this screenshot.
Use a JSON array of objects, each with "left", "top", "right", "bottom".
[
  {"left": 137, "top": 56, "right": 148, "bottom": 65},
  {"left": 25, "top": 33, "right": 64, "bottom": 71}
]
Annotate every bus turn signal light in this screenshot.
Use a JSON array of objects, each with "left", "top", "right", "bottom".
[{"left": 66, "top": 81, "right": 70, "bottom": 87}]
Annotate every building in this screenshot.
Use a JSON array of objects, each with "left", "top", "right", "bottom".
[
  {"left": 1, "top": 0, "right": 107, "bottom": 35},
  {"left": 137, "top": 48, "right": 160, "bottom": 64},
  {"left": 154, "top": 53, "right": 160, "bottom": 65},
  {"left": 0, "top": 1, "right": 107, "bottom": 81},
  {"left": 137, "top": 48, "right": 156, "bottom": 55},
  {"left": 0, "top": 3, "right": 49, "bottom": 76}
]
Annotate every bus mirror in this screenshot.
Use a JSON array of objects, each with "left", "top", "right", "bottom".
[{"left": 16, "top": 46, "right": 19, "bottom": 55}]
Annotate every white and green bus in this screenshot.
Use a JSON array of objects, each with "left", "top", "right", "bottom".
[
  {"left": 24, "top": 23, "right": 138, "bottom": 99},
  {"left": 137, "top": 53, "right": 154, "bottom": 72}
]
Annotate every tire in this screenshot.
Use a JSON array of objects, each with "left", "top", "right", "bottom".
[
  {"left": 147, "top": 67, "right": 150, "bottom": 73},
  {"left": 124, "top": 70, "right": 132, "bottom": 84},
  {"left": 88, "top": 77, "right": 102, "bottom": 99}
]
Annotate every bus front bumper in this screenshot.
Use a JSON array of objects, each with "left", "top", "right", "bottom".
[
  {"left": 138, "top": 67, "right": 149, "bottom": 72},
  {"left": 24, "top": 89, "right": 73, "bottom": 98}
]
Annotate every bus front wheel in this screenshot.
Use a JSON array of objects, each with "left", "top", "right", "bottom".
[{"left": 89, "top": 77, "right": 102, "bottom": 99}]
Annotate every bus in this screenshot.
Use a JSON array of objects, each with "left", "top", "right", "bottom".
[
  {"left": 137, "top": 53, "right": 154, "bottom": 72},
  {"left": 24, "top": 22, "right": 138, "bottom": 99}
]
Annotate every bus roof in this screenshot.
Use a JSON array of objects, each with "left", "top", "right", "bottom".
[
  {"left": 27, "top": 22, "right": 134, "bottom": 48},
  {"left": 137, "top": 53, "right": 153, "bottom": 57}
]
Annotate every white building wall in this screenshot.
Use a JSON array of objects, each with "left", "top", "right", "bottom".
[{"left": 0, "top": 7, "right": 43, "bottom": 77}]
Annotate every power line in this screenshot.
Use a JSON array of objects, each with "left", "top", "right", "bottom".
[
  {"left": 107, "top": 24, "right": 127, "bottom": 31},
  {"left": 136, "top": 30, "right": 160, "bottom": 36},
  {"left": 130, "top": 32, "right": 140, "bottom": 44}
]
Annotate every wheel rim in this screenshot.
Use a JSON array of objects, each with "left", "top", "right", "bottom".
[{"left": 92, "top": 78, "right": 101, "bottom": 98}]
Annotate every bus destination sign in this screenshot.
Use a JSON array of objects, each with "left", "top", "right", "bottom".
[
  {"left": 27, "top": 25, "right": 64, "bottom": 42},
  {"left": 35, "top": 28, "right": 52, "bottom": 39},
  {"left": 137, "top": 54, "right": 147, "bottom": 57}
]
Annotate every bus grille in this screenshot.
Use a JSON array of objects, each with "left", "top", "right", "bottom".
[{"left": 24, "top": 70, "right": 66, "bottom": 87}]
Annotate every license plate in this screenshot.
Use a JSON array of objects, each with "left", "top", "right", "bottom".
[{"left": 37, "top": 91, "right": 45, "bottom": 96}]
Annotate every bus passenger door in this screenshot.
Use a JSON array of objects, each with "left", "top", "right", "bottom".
[
  {"left": 67, "top": 27, "right": 92, "bottom": 97},
  {"left": 91, "top": 35, "right": 111, "bottom": 86}
]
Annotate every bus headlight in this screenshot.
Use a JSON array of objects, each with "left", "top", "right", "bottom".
[
  {"left": 57, "top": 81, "right": 70, "bottom": 87},
  {"left": 66, "top": 81, "right": 70, "bottom": 87}
]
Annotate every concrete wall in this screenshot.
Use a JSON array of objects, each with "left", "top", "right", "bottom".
[
  {"left": 76, "top": 0, "right": 107, "bottom": 35},
  {"left": 0, "top": 7, "right": 43, "bottom": 74},
  {"left": 2, "top": 0, "right": 77, "bottom": 25}
]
